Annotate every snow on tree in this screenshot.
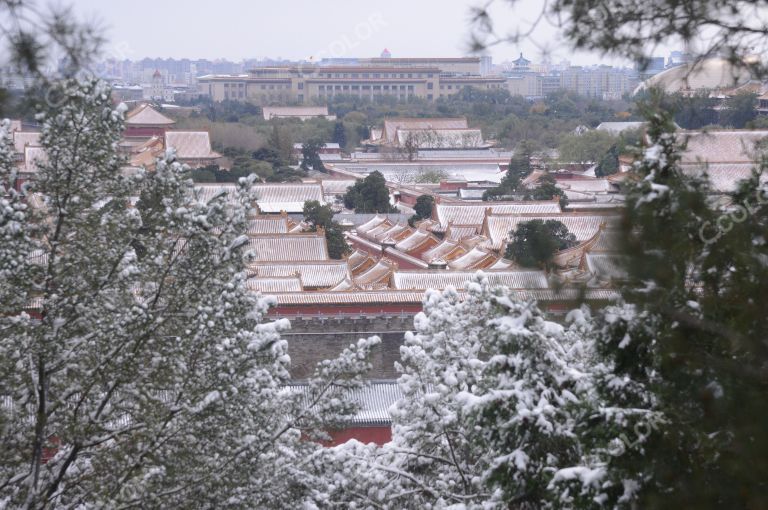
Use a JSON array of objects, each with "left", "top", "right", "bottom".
[
  {"left": 317, "top": 275, "right": 657, "bottom": 509},
  {"left": 604, "top": 92, "right": 768, "bottom": 508},
  {"left": 0, "top": 79, "right": 379, "bottom": 508}
]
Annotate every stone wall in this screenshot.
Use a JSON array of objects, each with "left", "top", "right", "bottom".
[{"left": 282, "top": 315, "right": 414, "bottom": 379}]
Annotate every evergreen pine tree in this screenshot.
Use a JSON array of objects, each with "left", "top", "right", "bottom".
[{"left": 0, "top": 79, "right": 378, "bottom": 508}]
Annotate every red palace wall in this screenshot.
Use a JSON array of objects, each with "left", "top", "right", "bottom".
[
  {"left": 396, "top": 192, "right": 419, "bottom": 206},
  {"left": 323, "top": 426, "right": 392, "bottom": 446},
  {"left": 438, "top": 181, "right": 468, "bottom": 192}
]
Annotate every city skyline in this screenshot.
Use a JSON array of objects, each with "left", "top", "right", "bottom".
[{"left": 63, "top": 0, "right": 654, "bottom": 67}]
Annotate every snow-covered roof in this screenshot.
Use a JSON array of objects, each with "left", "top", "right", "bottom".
[
  {"left": 391, "top": 269, "right": 549, "bottom": 291},
  {"left": 394, "top": 229, "right": 438, "bottom": 254},
  {"left": 372, "top": 223, "right": 411, "bottom": 242},
  {"left": 446, "top": 247, "right": 500, "bottom": 270},
  {"left": 457, "top": 188, "right": 487, "bottom": 200},
  {"left": 444, "top": 224, "right": 479, "bottom": 241},
  {"left": 395, "top": 128, "right": 487, "bottom": 149},
  {"left": 346, "top": 250, "right": 375, "bottom": 273},
  {"left": 354, "top": 259, "right": 396, "bottom": 288},
  {"left": 165, "top": 131, "right": 220, "bottom": 160},
  {"left": 567, "top": 201, "right": 626, "bottom": 211},
  {"left": 421, "top": 239, "right": 466, "bottom": 263},
  {"left": 555, "top": 178, "right": 612, "bottom": 193},
  {"left": 246, "top": 215, "right": 291, "bottom": 235},
  {"left": 383, "top": 247, "right": 430, "bottom": 269},
  {"left": 246, "top": 234, "right": 328, "bottom": 262},
  {"left": 193, "top": 183, "right": 324, "bottom": 213},
  {"left": 319, "top": 179, "right": 356, "bottom": 195},
  {"left": 681, "top": 162, "right": 768, "bottom": 192},
  {"left": 364, "top": 219, "right": 397, "bottom": 240},
  {"left": 247, "top": 260, "right": 350, "bottom": 289},
  {"left": 253, "top": 183, "right": 325, "bottom": 213},
  {"left": 584, "top": 253, "right": 628, "bottom": 280},
  {"left": 484, "top": 213, "right": 618, "bottom": 250},
  {"left": 590, "top": 227, "right": 622, "bottom": 252},
  {"left": 286, "top": 382, "right": 402, "bottom": 425},
  {"left": 194, "top": 184, "right": 239, "bottom": 204},
  {"left": 435, "top": 201, "right": 562, "bottom": 228},
  {"left": 246, "top": 276, "right": 303, "bottom": 292},
  {"left": 125, "top": 103, "right": 176, "bottom": 126},
  {"left": 383, "top": 117, "right": 468, "bottom": 142},
  {"left": 355, "top": 214, "right": 389, "bottom": 234},
  {"left": 263, "top": 106, "right": 331, "bottom": 120},
  {"left": 595, "top": 122, "right": 645, "bottom": 135},
  {"left": 22, "top": 146, "right": 47, "bottom": 173},
  {"left": 12, "top": 131, "right": 41, "bottom": 154},
  {"left": 679, "top": 130, "right": 768, "bottom": 164}
]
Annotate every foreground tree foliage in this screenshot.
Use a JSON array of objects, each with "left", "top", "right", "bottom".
[
  {"left": 0, "top": 80, "right": 379, "bottom": 508},
  {"left": 610, "top": 97, "right": 768, "bottom": 508},
  {"left": 317, "top": 278, "right": 659, "bottom": 508},
  {"left": 506, "top": 219, "right": 576, "bottom": 269},
  {"left": 408, "top": 194, "right": 435, "bottom": 226},
  {"left": 343, "top": 171, "right": 397, "bottom": 213},
  {"left": 302, "top": 200, "right": 351, "bottom": 259},
  {"left": 483, "top": 141, "right": 533, "bottom": 201},
  {"left": 471, "top": 0, "right": 768, "bottom": 76}
]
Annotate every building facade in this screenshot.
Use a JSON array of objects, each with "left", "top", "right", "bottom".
[{"left": 198, "top": 64, "right": 506, "bottom": 104}]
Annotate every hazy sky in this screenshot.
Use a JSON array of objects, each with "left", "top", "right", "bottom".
[{"left": 64, "top": 0, "right": 641, "bottom": 66}]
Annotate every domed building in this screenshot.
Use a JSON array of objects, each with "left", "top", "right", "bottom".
[{"left": 634, "top": 57, "right": 756, "bottom": 95}]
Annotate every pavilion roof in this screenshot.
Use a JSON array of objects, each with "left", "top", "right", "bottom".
[
  {"left": 394, "top": 229, "right": 438, "bottom": 254},
  {"left": 165, "top": 131, "right": 221, "bottom": 160},
  {"left": 447, "top": 247, "right": 501, "bottom": 270},
  {"left": 125, "top": 104, "right": 176, "bottom": 126},
  {"left": 372, "top": 223, "right": 411, "bottom": 242},
  {"left": 354, "top": 259, "right": 396, "bottom": 288},
  {"left": 421, "top": 239, "right": 467, "bottom": 263},
  {"left": 357, "top": 214, "right": 391, "bottom": 235},
  {"left": 346, "top": 250, "right": 375, "bottom": 274}
]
